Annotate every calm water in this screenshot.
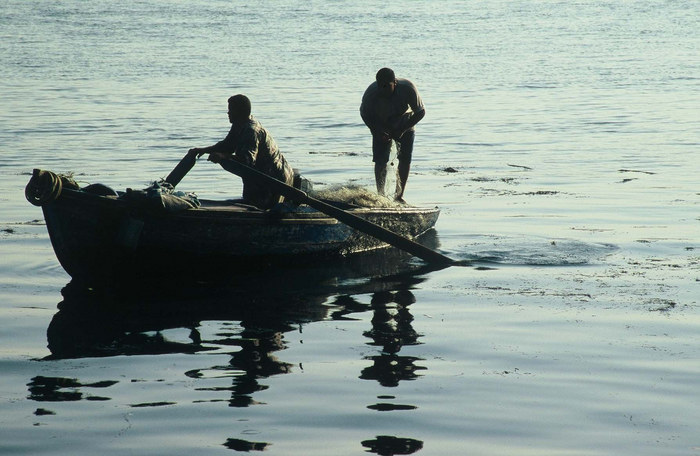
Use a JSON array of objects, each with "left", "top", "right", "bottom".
[{"left": 1, "top": 1, "right": 698, "bottom": 454}]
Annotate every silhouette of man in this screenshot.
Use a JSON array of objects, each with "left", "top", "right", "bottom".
[{"left": 360, "top": 68, "right": 425, "bottom": 202}]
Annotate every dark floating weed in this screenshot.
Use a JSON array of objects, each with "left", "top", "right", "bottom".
[
  {"left": 224, "top": 439, "right": 269, "bottom": 452},
  {"left": 130, "top": 401, "right": 177, "bottom": 408},
  {"left": 648, "top": 299, "right": 677, "bottom": 313},
  {"left": 507, "top": 163, "right": 533, "bottom": 170},
  {"left": 522, "top": 190, "right": 559, "bottom": 195},
  {"left": 367, "top": 403, "right": 418, "bottom": 411},
  {"left": 619, "top": 168, "right": 655, "bottom": 175}
]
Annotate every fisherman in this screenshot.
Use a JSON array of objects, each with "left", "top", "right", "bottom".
[
  {"left": 360, "top": 68, "right": 425, "bottom": 203},
  {"left": 189, "top": 94, "right": 294, "bottom": 210}
]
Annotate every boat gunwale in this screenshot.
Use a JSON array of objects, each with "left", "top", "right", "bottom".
[{"left": 56, "top": 188, "right": 441, "bottom": 224}]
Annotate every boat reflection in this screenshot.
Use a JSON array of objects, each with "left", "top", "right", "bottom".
[
  {"left": 46, "top": 232, "right": 444, "bottom": 360},
  {"left": 41, "top": 244, "right": 442, "bottom": 453}
]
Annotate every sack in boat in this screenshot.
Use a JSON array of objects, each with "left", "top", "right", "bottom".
[{"left": 122, "top": 180, "right": 200, "bottom": 212}]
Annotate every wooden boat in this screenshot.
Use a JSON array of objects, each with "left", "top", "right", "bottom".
[{"left": 27, "top": 170, "right": 441, "bottom": 284}]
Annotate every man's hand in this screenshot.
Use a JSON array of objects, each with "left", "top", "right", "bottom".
[
  {"left": 208, "top": 151, "right": 227, "bottom": 164},
  {"left": 390, "top": 128, "right": 406, "bottom": 140},
  {"left": 189, "top": 147, "right": 209, "bottom": 158},
  {"left": 389, "top": 118, "right": 407, "bottom": 140},
  {"left": 372, "top": 129, "right": 392, "bottom": 142}
]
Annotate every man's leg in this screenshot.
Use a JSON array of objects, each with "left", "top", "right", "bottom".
[
  {"left": 395, "top": 160, "right": 411, "bottom": 202},
  {"left": 372, "top": 134, "right": 392, "bottom": 196},
  {"left": 395, "top": 130, "right": 415, "bottom": 202},
  {"left": 374, "top": 162, "right": 388, "bottom": 195}
]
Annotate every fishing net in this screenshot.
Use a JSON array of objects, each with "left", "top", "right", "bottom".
[{"left": 310, "top": 184, "right": 403, "bottom": 208}]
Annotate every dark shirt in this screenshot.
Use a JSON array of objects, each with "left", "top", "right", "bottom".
[{"left": 360, "top": 78, "right": 425, "bottom": 134}]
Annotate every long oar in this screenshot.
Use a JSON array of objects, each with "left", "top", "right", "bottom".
[
  {"left": 163, "top": 151, "right": 454, "bottom": 265},
  {"left": 165, "top": 150, "right": 198, "bottom": 187},
  {"left": 217, "top": 158, "right": 455, "bottom": 266}
]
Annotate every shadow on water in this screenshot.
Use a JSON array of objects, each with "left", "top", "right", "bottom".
[{"left": 38, "top": 244, "right": 442, "bottom": 454}]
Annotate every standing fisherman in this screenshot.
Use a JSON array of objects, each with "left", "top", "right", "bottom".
[{"left": 360, "top": 68, "right": 425, "bottom": 202}]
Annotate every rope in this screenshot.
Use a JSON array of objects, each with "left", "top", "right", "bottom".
[{"left": 25, "top": 169, "right": 78, "bottom": 206}]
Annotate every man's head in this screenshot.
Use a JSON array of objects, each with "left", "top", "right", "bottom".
[
  {"left": 227, "top": 94, "right": 252, "bottom": 123},
  {"left": 376, "top": 67, "right": 397, "bottom": 98}
]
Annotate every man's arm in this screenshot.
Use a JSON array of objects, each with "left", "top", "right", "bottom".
[
  {"left": 361, "top": 109, "right": 383, "bottom": 135},
  {"left": 389, "top": 79, "right": 425, "bottom": 139},
  {"left": 361, "top": 105, "right": 394, "bottom": 142},
  {"left": 404, "top": 108, "right": 425, "bottom": 131},
  {"left": 189, "top": 144, "right": 215, "bottom": 157},
  {"left": 360, "top": 84, "right": 391, "bottom": 139},
  {"left": 391, "top": 107, "right": 425, "bottom": 140},
  {"left": 190, "top": 127, "right": 236, "bottom": 159},
  {"left": 190, "top": 135, "right": 229, "bottom": 158}
]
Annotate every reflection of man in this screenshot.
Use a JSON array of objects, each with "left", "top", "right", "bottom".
[
  {"left": 360, "top": 290, "right": 424, "bottom": 387},
  {"left": 360, "top": 68, "right": 425, "bottom": 202},
  {"left": 361, "top": 436, "right": 423, "bottom": 455},
  {"left": 189, "top": 94, "right": 294, "bottom": 209}
]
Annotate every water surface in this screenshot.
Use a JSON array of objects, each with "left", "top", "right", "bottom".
[{"left": 1, "top": 1, "right": 698, "bottom": 454}]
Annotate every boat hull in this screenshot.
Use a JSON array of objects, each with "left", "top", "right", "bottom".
[{"left": 41, "top": 188, "right": 440, "bottom": 283}]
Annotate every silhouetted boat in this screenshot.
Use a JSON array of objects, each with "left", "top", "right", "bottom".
[{"left": 26, "top": 170, "right": 440, "bottom": 284}]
